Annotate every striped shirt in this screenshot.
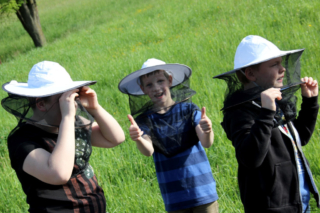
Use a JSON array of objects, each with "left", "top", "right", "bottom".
[{"left": 139, "top": 102, "right": 218, "bottom": 211}]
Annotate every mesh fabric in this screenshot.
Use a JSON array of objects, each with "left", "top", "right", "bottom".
[
  {"left": 2, "top": 94, "right": 94, "bottom": 165},
  {"left": 215, "top": 51, "right": 303, "bottom": 126},
  {"left": 128, "top": 76, "right": 199, "bottom": 157}
]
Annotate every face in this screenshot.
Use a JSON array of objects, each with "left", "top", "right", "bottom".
[
  {"left": 140, "top": 71, "right": 173, "bottom": 108},
  {"left": 253, "top": 57, "right": 286, "bottom": 88},
  {"left": 42, "top": 94, "right": 62, "bottom": 126}
]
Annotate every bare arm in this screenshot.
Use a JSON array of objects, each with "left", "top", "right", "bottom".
[
  {"left": 196, "top": 107, "right": 214, "bottom": 148},
  {"left": 128, "top": 114, "right": 154, "bottom": 156},
  {"left": 23, "top": 90, "right": 79, "bottom": 185},
  {"left": 90, "top": 105, "right": 125, "bottom": 148},
  {"left": 79, "top": 86, "right": 125, "bottom": 148}
]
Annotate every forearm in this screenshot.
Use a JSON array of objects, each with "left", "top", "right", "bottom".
[
  {"left": 136, "top": 136, "right": 154, "bottom": 156},
  {"left": 90, "top": 105, "right": 125, "bottom": 146},
  {"left": 197, "top": 126, "right": 214, "bottom": 148},
  {"left": 49, "top": 116, "right": 75, "bottom": 182},
  {"left": 293, "top": 96, "right": 319, "bottom": 145},
  {"left": 224, "top": 108, "right": 275, "bottom": 168}
]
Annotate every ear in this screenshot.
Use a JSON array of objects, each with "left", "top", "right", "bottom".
[
  {"left": 139, "top": 85, "right": 146, "bottom": 94},
  {"left": 35, "top": 98, "right": 47, "bottom": 112},
  {"left": 168, "top": 75, "right": 173, "bottom": 87},
  {"left": 244, "top": 67, "right": 257, "bottom": 82}
]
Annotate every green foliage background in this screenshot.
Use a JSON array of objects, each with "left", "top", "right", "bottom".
[{"left": 0, "top": 0, "right": 320, "bottom": 212}]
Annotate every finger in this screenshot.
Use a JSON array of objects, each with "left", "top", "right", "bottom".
[
  {"left": 201, "top": 107, "right": 206, "bottom": 119},
  {"left": 312, "top": 80, "right": 318, "bottom": 87},
  {"left": 276, "top": 92, "right": 282, "bottom": 100},
  {"left": 127, "top": 114, "right": 137, "bottom": 126}
]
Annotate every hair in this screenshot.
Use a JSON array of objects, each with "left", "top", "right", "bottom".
[
  {"left": 139, "top": 69, "right": 171, "bottom": 87},
  {"left": 236, "top": 63, "right": 261, "bottom": 85},
  {"left": 28, "top": 96, "right": 51, "bottom": 109}
]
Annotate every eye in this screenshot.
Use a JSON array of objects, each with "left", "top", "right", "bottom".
[
  {"left": 146, "top": 83, "right": 152, "bottom": 87},
  {"left": 158, "top": 79, "right": 164, "bottom": 83}
]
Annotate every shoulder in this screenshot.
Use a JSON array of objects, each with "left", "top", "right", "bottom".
[
  {"left": 222, "top": 102, "right": 259, "bottom": 132},
  {"left": 8, "top": 124, "right": 54, "bottom": 168}
]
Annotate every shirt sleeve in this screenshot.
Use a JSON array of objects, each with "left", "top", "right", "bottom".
[
  {"left": 136, "top": 118, "right": 151, "bottom": 136},
  {"left": 193, "top": 110, "right": 201, "bottom": 126},
  {"left": 9, "top": 141, "right": 42, "bottom": 172}
]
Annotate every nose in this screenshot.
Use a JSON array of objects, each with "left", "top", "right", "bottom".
[
  {"left": 280, "top": 65, "right": 285, "bottom": 73},
  {"left": 153, "top": 84, "right": 161, "bottom": 91}
]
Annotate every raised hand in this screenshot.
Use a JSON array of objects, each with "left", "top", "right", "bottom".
[
  {"left": 199, "top": 107, "right": 212, "bottom": 134},
  {"left": 128, "top": 114, "right": 144, "bottom": 142},
  {"left": 261, "top": 88, "right": 282, "bottom": 111},
  {"left": 301, "top": 76, "right": 318, "bottom": 98},
  {"left": 78, "top": 86, "right": 99, "bottom": 112},
  {"left": 59, "top": 89, "right": 79, "bottom": 118}
]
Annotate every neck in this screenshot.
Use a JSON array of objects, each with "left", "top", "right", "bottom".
[
  {"left": 153, "top": 98, "right": 175, "bottom": 114},
  {"left": 29, "top": 115, "right": 59, "bottom": 134},
  {"left": 244, "top": 81, "right": 260, "bottom": 90}
]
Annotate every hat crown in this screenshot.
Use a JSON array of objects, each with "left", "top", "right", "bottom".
[
  {"left": 28, "top": 61, "right": 73, "bottom": 88},
  {"left": 234, "top": 35, "right": 282, "bottom": 69},
  {"left": 141, "top": 58, "right": 166, "bottom": 69}
]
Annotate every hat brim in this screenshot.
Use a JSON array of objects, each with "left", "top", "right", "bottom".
[
  {"left": 213, "top": 49, "right": 304, "bottom": 79},
  {"left": 2, "top": 81, "right": 96, "bottom": 97},
  {"left": 118, "top": 64, "right": 192, "bottom": 95}
]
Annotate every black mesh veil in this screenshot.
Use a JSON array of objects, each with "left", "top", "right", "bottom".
[
  {"left": 1, "top": 94, "right": 94, "bottom": 129},
  {"left": 120, "top": 68, "right": 200, "bottom": 158},
  {"left": 129, "top": 76, "right": 196, "bottom": 118},
  {"left": 213, "top": 50, "right": 304, "bottom": 126},
  {"left": 1, "top": 93, "right": 95, "bottom": 176}
]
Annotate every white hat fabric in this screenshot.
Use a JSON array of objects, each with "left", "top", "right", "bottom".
[
  {"left": 2, "top": 61, "right": 96, "bottom": 97},
  {"left": 213, "top": 35, "right": 304, "bottom": 78},
  {"left": 118, "top": 58, "right": 192, "bottom": 95}
]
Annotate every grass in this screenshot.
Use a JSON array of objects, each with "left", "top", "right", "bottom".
[{"left": 1, "top": 0, "right": 320, "bottom": 212}]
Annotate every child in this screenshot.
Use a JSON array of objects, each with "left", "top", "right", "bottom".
[
  {"left": 119, "top": 58, "right": 219, "bottom": 212},
  {"left": 1, "top": 61, "right": 125, "bottom": 212},
  {"left": 213, "top": 35, "right": 319, "bottom": 213}
]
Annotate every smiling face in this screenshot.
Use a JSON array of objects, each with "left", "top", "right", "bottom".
[
  {"left": 140, "top": 70, "right": 173, "bottom": 109},
  {"left": 245, "top": 57, "right": 286, "bottom": 89}
]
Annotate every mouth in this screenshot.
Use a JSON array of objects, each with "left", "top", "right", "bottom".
[
  {"left": 154, "top": 92, "right": 164, "bottom": 98},
  {"left": 277, "top": 76, "right": 284, "bottom": 82}
]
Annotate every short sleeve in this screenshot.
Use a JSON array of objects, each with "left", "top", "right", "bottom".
[
  {"left": 136, "top": 118, "right": 151, "bottom": 136},
  {"left": 193, "top": 110, "right": 201, "bottom": 126},
  {"left": 9, "top": 141, "right": 42, "bottom": 171}
]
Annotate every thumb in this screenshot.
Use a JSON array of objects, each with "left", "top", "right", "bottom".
[
  {"left": 201, "top": 107, "right": 206, "bottom": 119},
  {"left": 127, "top": 114, "right": 137, "bottom": 126}
]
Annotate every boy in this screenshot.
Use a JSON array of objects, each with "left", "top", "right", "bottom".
[
  {"left": 2, "top": 61, "right": 125, "bottom": 212},
  {"left": 119, "top": 58, "right": 219, "bottom": 212},
  {"left": 214, "top": 35, "right": 319, "bottom": 213}
]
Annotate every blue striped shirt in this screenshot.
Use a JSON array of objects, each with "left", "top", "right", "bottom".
[{"left": 139, "top": 103, "right": 218, "bottom": 211}]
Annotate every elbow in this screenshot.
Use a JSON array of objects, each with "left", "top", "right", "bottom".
[
  {"left": 114, "top": 132, "right": 126, "bottom": 145},
  {"left": 237, "top": 155, "right": 264, "bottom": 169},
  {"left": 118, "top": 134, "right": 126, "bottom": 144},
  {"left": 141, "top": 149, "right": 154, "bottom": 157},
  {"left": 144, "top": 152, "right": 153, "bottom": 157},
  {"left": 47, "top": 170, "right": 72, "bottom": 185}
]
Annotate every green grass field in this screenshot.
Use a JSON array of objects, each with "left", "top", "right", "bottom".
[{"left": 1, "top": 0, "right": 320, "bottom": 212}]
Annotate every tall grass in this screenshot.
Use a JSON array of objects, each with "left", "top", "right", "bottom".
[{"left": 0, "top": 0, "right": 320, "bottom": 212}]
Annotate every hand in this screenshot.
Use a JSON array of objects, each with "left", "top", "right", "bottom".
[
  {"left": 261, "top": 88, "right": 282, "bottom": 111},
  {"left": 128, "top": 114, "right": 144, "bottom": 142},
  {"left": 300, "top": 76, "right": 318, "bottom": 97},
  {"left": 59, "top": 89, "right": 79, "bottom": 118},
  {"left": 78, "top": 86, "right": 99, "bottom": 112},
  {"left": 199, "top": 107, "right": 212, "bottom": 134}
]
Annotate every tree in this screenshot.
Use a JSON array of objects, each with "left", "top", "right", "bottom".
[{"left": 0, "top": 0, "right": 46, "bottom": 47}]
